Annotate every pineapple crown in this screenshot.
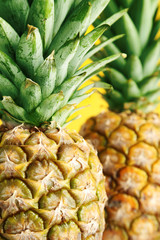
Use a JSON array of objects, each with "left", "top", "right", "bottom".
[
  {"left": 0, "top": 0, "right": 127, "bottom": 126},
  {"left": 94, "top": 0, "right": 160, "bottom": 113}
]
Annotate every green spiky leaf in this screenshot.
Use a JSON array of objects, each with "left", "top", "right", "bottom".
[
  {"left": 16, "top": 25, "right": 44, "bottom": 79},
  {"left": 27, "top": 0, "right": 54, "bottom": 51},
  {"left": 34, "top": 51, "right": 56, "bottom": 99},
  {"left": 0, "top": 18, "right": 20, "bottom": 58},
  {"left": 94, "top": 0, "right": 160, "bottom": 113},
  {"left": 0, "top": 74, "right": 18, "bottom": 100},
  {"left": 0, "top": 0, "right": 29, "bottom": 34},
  {"left": 0, "top": 51, "right": 26, "bottom": 88},
  {"left": 0, "top": 0, "right": 126, "bottom": 126},
  {"left": 20, "top": 78, "right": 42, "bottom": 112}
]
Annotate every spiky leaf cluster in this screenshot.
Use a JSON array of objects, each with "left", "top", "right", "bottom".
[
  {"left": 94, "top": 0, "right": 160, "bottom": 112},
  {"left": 0, "top": 0, "right": 126, "bottom": 126}
]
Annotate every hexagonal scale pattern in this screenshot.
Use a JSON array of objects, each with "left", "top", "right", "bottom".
[
  {"left": 0, "top": 125, "right": 107, "bottom": 240},
  {"left": 80, "top": 111, "right": 160, "bottom": 240}
]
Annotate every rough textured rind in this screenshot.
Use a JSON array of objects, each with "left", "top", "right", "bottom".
[
  {"left": 80, "top": 110, "right": 160, "bottom": 240},
  {"left": 0, "top": 124, "right": 107, "bottom": 240}
]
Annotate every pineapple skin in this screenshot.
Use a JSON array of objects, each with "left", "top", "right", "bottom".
[
  {"left": 0, "top": 123, "right": 107, "bottom": 240},
  {"left": 80, "top": 110, "right": 160, "bottom": 240}
]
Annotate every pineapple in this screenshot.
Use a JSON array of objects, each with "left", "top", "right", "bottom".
[
  {"left": 80, "top": 0, "right": 160, "bottom": 239},
  {"left": 0, "top": 0, "right": 126, "bottom": 239}
]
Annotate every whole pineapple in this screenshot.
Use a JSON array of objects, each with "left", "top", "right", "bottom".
[
  {"left": 0, "top": 0, "right": 126, "bottom": 239},
  {"left": 80, "top": 0, "right": 160, "bottom": 239}
]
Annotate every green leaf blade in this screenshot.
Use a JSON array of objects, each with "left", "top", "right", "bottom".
[
  {"left": 0, "top": 74, "right": 18, "bottom": 100},
  {"left": 34, "top": 51, "right": 57, "bottom": 99},
  {"left": 125, "top": 55, "right": 143, "bottom": 82},
  {"left": 55, "top": 37, "right": 80, "bottom": 87},
  {"left": 75, "top": 54, "right": 122, "bottom": 79},
  {"left": 34, "top": 93, "right": 64, "bottom": 123},
  {"left": 129, "top": 0, "right": 153, "bottom": 49},
  {"left": 47, "top": 1, "right": 92, "bottom": 54},
  {"left": 55, "top": 74, "right": 86, "bottom": 107},
  {"left": 0, "top": 51, "right": 26, "bottom": 88},
  {"left": 20, "top": 78, "right": 42, "bottom": 112},
  {"left": 142, "top": 41, "right": 160, "bottom": 78},
  {"left": 53, "top": 0, "right": 75, "bottom": 37},
  {"left": 0, "top": 18, "right": 20, "bottom": 58},
  {"left": 67, "top": 24, "right": 108, "bottom": 77},
  {"left": 51, "top": 104, "right": 75, "bottom": 126},
  {"left": 0, "top": 0, "right": 29, "bottom": 34},
  {"left": 27, "top": 0, "right": 55, "bottom": 52},
  {"left": 2, "top": 97, "right": 27, "bottom": 122},
  {"left": 16, "top": 25, "right": 44, "bottom": 79}
]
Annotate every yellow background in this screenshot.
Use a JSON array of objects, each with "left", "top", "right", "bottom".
[{"left": 67, "top": 2, "right": 160, "bottom": 132}]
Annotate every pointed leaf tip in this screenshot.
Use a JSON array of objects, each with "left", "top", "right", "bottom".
[
  {"left": 121, "top": 53, "right": 127, "bottom": 58},
  {"left": 27, "top": 24, "right": 37, "bottom": 38}
]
